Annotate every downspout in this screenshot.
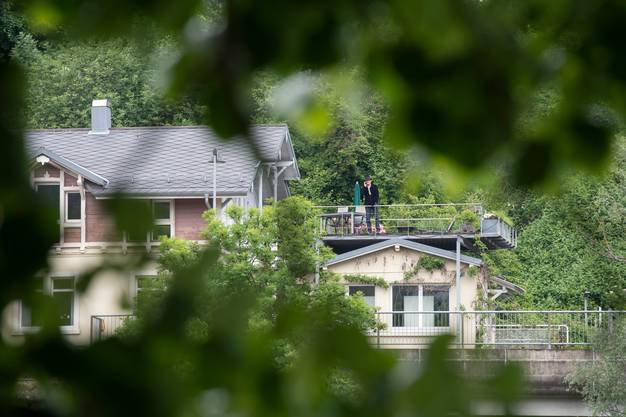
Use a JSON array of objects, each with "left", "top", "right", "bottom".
[
  {"left": 456, "top": 235, "right": 462, "bottom": 343},
  {"left": 273, "top": 164, "right": 278, "bottom": 202},
  {"left": 78, "top": 175, "right": 86, "bottom": 252},
  {"left": 212, "top": 150, "right": 217, "bottom": 212},
  {"left": 204, "top": 193, "right": 210, "bottom": 209},
  {"left": 314, "top": 239, "right": 321, "bottom": 285},
  {"left": 258, "top": 166, "right": 263, "bottom": 212},
  {"left": 456, "top": 235, "right": 461, "bottom": 310}
]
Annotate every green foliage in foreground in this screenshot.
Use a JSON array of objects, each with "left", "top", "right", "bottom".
[
  {"left": 112, "top": 197, "right": 526, "bottom": 416},
  {"left": 567, "top": 317, "right": 626, "bottom": 417},
  {"left": 121, "top": 197, "right": 376, "bottom": 355}
]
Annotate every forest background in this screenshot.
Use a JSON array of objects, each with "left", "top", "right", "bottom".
[{"left": 3, "top": 1, "right": 625, "bottom": 312}]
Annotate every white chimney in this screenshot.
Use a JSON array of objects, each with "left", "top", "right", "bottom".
[{"left": 89, "top": 99, "right": 111, "bottom": 134}]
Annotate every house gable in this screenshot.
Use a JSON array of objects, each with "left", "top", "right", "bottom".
[
  {"left": 32, "top": 148, "right": 109, "bottom": 187},
  {"left": 325, "top": 238, "right": 483, "bottom": 268}
]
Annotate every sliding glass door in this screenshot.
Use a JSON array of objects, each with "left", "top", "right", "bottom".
[{"left": 392, "top": 285, "right": 449, "bottom": 327}]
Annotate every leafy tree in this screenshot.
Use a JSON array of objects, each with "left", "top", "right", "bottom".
[
  {"left": 567, "top": 317, "right": 626, "bottom": 417},
  {"left": 0, "top": 1, "right": 39, "bottom": 59},
  {"left": 3, "top": 1, "right": 626, "bottom": 416},
  {"left": 484, "top": 137, "right": 626, "bottom": 310},
  {"left": 251, "top": 71, "right": 408, "bottom": 204},
  {"left": 15, "top": 0, "right": 626, "bottom": 183},
  {"left": 17, "top": 38, "right": 205, "bottom": 128},
  {"left": 111, "top": 198, "right": 525, "bottom": 414},
  {"left": 123, "top": 198, "right": 375, "bottom": 353}
]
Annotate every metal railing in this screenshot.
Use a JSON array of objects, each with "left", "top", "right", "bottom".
[
  {"left": 371, "top": 310, "right": 625, "bottom": 348},
  {"left": 90, "top": 314, "right": 134, "bottom": 343},
  {"left": 89, "top": 310, "right": 624, "bottom": 349},
  {"left": 315, "top": 204, "right": 515, "bottom": 245}
]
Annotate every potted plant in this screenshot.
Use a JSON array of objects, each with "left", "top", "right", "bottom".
[{"left": 459, "top": 209, "right": 480, "bottom": 233}]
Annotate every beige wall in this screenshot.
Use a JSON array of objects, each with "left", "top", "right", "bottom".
[
  {"left": 327, "top": 246, "right": 483, "bottom": 312},
  {"left": 2, "top": 253, "right": 157, "bottom": 345},
  {"left": 327, "top": 246, "right": 486, "bottom": 348}
]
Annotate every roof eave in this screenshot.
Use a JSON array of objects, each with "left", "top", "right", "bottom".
[
  {"left": 325, "top": 238, "right": 483, "bottom": 267},
  {"left": 86, "top": 187, "right": 250, "bottom": 199},
  {"left": 32, "top": 147, "right": 109, "bottom": 187},
  {"left": 284, "top": 128, "right": 301, "bottom": 180}
]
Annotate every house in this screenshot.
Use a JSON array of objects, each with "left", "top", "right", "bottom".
[
  {"left": 324, "top": 238, "right": 489, "bottom": 347},
  {"left": 2, "top": 99, "right": 299, "bottom": 344}
]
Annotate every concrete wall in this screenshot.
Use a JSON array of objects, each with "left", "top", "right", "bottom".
[{"left": 395, "top": 348, "right": 593, "bottom": 395}]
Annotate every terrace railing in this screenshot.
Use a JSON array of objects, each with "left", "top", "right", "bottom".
[
  {"left": 371, "top": 310, "right": 625, "bottom": 348},
  {"left": 316, "top": 203, "right": 517, "bottom": 247}
]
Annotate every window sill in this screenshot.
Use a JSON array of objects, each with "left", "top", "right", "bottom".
[
  {"left": 376, "top": 327, "right": 452, "bottom": 336},
  {"left": 12, "top": 326, "right": 80, "bottom": 336}
]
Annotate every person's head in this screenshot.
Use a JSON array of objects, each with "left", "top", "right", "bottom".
[{"left": 364, "top": 175, "right": 372, "bottom": 186}]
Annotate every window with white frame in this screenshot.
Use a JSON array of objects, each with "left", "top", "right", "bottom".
[
  {"left": 123, "top": 200, "right": 172, "bottom": 243},
  {"left": 20, "top": 275, "right": 77, "bottom": 330},
  {"left": 392, "top": 285, "right": 449, "bottom": 327},
  {"left": 348, "top": 285, "right": 375, "bottom": 307},
  {"left": 151, "top": 200, "right": 172, "bottom": 241},
  {"left": 135, "top": 275, "right": 160, "bottom": 295},
  {"left": 65, "top": 192, "right": 81, "bottom": 221}
]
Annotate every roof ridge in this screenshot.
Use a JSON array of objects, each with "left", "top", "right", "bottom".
[{"left": 25, "top": 123, "right": 288, "bottom": 133}]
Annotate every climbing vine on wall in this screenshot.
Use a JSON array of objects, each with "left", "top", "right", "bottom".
[
  {"left": 403, "top": 255, "right": 446, "bottom": 280},
  {"left": 340, "top": 274, "right": 389, "bottom": 288}
]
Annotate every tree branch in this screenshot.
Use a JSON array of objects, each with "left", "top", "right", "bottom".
[{"left": 599, "top": 221, "right": 626, "bottom": 264}]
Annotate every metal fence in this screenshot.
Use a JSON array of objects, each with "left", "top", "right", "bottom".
[
  {"left": 371, "top": 310, "right": 625, "bottom": 348},
  {"left": 90, "top": 314, "right": 134, "bottom": 343},
  {"left": 315, "top": 203, "right": 514, "bottom": 240},
  {"left": 90, "top": 311, "right": 624, "bottom": 349}
]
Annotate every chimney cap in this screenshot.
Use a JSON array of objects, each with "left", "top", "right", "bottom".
[{"left": 92, "top": 99, "right": 110, "bottom": 107}]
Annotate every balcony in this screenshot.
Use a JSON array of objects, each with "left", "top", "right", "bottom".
[{"left": 316, "top": 204, "right": 517, "bottom": 253}]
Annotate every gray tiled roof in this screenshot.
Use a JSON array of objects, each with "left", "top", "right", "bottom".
[
  {"left": 325, "top": 238, "right": 483, "bottom": 266},
  {"left": 25, "top": 125, "right": 295, "bottom": 197}
]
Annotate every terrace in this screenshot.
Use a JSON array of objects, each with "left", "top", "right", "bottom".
[{"left": 316, "top": 203, "right": 517, "bottom": 253}]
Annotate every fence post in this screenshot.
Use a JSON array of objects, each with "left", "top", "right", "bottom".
[
  {"left": 547, "top": 313, "right": 552, "bottom": 349},
  {"left": 461, "top": 312, "right": 465, "bottom": 349},
  {"left": 375, "top": 312, "right": 380, "bottom": 348}
]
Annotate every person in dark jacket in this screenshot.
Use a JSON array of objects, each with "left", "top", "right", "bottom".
[{"left": 361, "top": 175, "right": 380, "bottom": 233}]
